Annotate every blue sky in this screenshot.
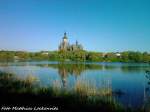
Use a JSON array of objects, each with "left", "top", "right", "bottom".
[{"left": 0, "top": 0, "right": 150, "bottom": 52}]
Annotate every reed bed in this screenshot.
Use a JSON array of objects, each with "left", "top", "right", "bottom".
[{"left": 0, "top": 71, "right": 147, "bottom": 112}]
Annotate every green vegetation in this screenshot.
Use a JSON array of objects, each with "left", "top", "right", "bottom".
[{"left": 0, "top": 50, "right": 150, "bottom": 63}]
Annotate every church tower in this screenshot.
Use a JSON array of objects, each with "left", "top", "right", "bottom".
[
  {"left": 59, "top": 32, "right": 69, "bottom": 51},
  {"left": 58, "top": 32, "right": 83, "bottom": 51},
  {"left": 63, "top": 32, "right": 68, "bottom": 44}
]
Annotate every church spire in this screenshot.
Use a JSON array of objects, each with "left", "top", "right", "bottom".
[
  {"left": 76, "top": 40, "right": 78, "bottom": 45},
  {"left": 63, "top": 32, "right": 67, "bottom": 39},
  {"left": 64, "top": 32, "right": 66, "bottom": 36}
]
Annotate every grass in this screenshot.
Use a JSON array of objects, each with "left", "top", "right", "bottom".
[
  {"left": 0, "top": 71, "right": 147, "bottom": 112},
  {"left": 74, "top": 79, "right": 112, "bottom": 96}
]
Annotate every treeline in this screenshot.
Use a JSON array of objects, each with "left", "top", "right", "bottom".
[{"left": 0, "top": 50, "right": 150, "bottom": 63}]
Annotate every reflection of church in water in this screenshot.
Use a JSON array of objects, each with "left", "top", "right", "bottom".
[
  {"left": 55, "top": 63, "right": 103, "bottom": 88},
  {"left": 58, "top": 64, "right": 83, "bottom": 88},
  {"left": 59, "top": 32, "right": 83, "bottom": 51}
]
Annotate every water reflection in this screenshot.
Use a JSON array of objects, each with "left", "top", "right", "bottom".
[
  {"left": 144, "top": 70, "right": 150, "bottom": 111},
  {"left": 46, "top": 63, "right": 103, "bottom": 88},
  {"left": 0, "top": 62, "right": 150, "bottom": 109}
]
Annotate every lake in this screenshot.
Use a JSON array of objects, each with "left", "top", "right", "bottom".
[{"left": 0, "top": 61, "right": 150, "bottom": 109}]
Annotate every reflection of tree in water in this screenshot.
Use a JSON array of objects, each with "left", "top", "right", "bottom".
[
  {"left": 145, "top": 70, "right": 150, "bottom": 82},
  {"left": 48, "top": 63, "right": 102, "bottom": 88},
  {"left": 144, "top": 70, "right": 150, "bottom": 111},
  {"left": 48, "top": 63, "right": 102, "bottom": 75},
  {"left": 121, "top": 66, "right": 149, "bottom": 73}
]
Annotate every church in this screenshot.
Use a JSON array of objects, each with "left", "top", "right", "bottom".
[{"left": 58, "top": 32, "right": 83, "bottom": 51}]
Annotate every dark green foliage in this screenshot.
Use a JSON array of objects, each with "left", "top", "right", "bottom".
[
  {"left": 86, "top": 52, "right": 103, "bottom": 61},
  {"left": 0, "top": 50, "right": 150, "bottom": 63},
  {"left": 104, "top": 53, "right": 120, "bottom": 62},
  {"left": 120, "top": 51, "right": 150, "bottom": 63},
  {"left": 0, "top": 51, "right": 15, "bottom": 61}
]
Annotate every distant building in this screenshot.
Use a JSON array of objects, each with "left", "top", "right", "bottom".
[
  {"left": 102, "top": 53, "right": 107, "bottom": 58},
  {"left": 14, "top": 56, "right": 20, "bottom": 61},
  {"left": 41, "top": 52, "right": 49, "bottom": 55},
  {"left": 115, "top": 52, "right": 121, "bottom": 57},
  {"left": 58, "top": 32, "right": 83, "bottom": 51},
  {"left": 102, "top": 52, "right": 121, "bottom": 58}
]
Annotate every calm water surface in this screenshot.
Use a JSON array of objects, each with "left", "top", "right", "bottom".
[{"left": 0, "top": 61, "right": 150, "bottom": 108}]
